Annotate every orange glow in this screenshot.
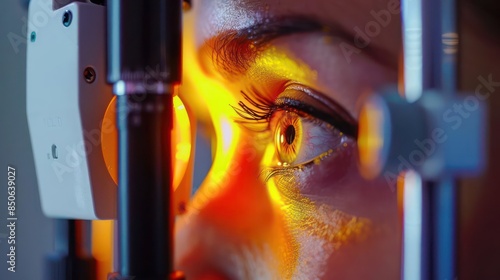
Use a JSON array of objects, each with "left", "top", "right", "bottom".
[
  {"left": 98, "top": 94, "right": 192, "bottom": 278},
  {"left": 358, "top": 99, "right": 385, "bottom": 179},
  {"left": 101, "top": 95, "right": 191, "bottom": 189},
  {"left": 92, "top": 220, "right": 114, "bottom": 280},
  {"left": 397, "top": 171, "right": 406, "bottom": 217}
]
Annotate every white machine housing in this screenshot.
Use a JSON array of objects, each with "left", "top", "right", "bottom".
[{"left": 26, "top": 1, "right": 116, "bottom": 219}]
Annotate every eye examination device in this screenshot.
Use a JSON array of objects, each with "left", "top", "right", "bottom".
[
  {"left": 27, "top": 0, "right": 115, "bottom": 220},
  {"left": 24, "top": 0, "right": 486, "bottom": 280},
  {"left": 27, "top": 0, "right": 189, "bottom": 279}
]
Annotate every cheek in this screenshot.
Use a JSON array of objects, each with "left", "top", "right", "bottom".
[
  {"left": 287, "top": 140, "right": 398, "bottom": 223},
  {"left": 269, "top": 140, "right": 400, "bottom": 277}
]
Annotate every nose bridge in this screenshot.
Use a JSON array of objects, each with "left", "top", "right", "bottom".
[
  {"left": 191, "top": 139, "right": 276, "bottom": 237},
  {"left": 172, "top": 125, "right": 301, "bottom": 278}
]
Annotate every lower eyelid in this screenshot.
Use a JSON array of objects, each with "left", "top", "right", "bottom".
[
  {"left": 262, "top": 141, "right": 344, "bottom": 183},
  {"left": 266, "top": 139, "right": 356, "bottom": 194}
]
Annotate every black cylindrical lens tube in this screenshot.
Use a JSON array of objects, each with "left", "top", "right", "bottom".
[
  {"left": 108, "top": 0, "right": 181, "bottom": 84},
  {"left": 107, "top": 0, "right": 182, "bottom": 279},
  {"left": 116, "top": 94, "right": 174, "bottom": 279}
]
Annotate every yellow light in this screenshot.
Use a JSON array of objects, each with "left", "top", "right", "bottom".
[
  {"left": 172, "top": 96, "right": 192, "bottom": 173},
  {"left": 250, "top": 47, "right": 318, "bottom": 83},
  {"left": 220, "top": 117, "right": 235, "bottom": 154},
  {"left": 267, "top": 180, "right": 284, "bottom": 207},
  {"left": 179, "top": 13, "right": 243, "bottom": 198}
]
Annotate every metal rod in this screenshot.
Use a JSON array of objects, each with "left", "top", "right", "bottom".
[
  {"left": 401, "top": 0, "right": 458, "bottom": 279},
  {"left": 401, "top": 0, "right": 425, "bottom": 278},
  {"left": 45, "top": 219, "right": 96, "bottom": 280},
  {"left": 430, "top": 0, "right": 458, "bottom": 279}
]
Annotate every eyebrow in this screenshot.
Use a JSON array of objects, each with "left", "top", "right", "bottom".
[{"left": 200, "top": 16, "right": 397, "bottom": 79}]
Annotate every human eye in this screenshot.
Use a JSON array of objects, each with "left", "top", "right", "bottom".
[
  {"left": 233, "top": 82, "right": 358, "bottom": 181},
  {"left": 272, "top": 109, "right": 343, "bottom": 167}
]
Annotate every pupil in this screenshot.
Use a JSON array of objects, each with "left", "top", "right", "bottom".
[{"left": 285, "top": 125, "right": 295, "bottom": 145}]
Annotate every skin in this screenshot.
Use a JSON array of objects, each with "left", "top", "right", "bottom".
[{"left": 175, "top": 0, "right": 500, "bottom": 279}]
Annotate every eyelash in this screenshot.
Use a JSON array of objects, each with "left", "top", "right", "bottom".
[
  {"left": 230, "top": 87, "right": 278, "bottom": 132},
  {"left": 231, "top": 87, "right": 317, "bottom": 132}
]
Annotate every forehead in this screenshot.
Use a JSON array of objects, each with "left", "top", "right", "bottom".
[{"left": 194, "top": 0, "right": 401, "bottom": 52}]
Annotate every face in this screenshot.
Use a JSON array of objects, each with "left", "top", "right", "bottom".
[{"left": 175, "top": 0, "right": 402, "bottom": 279}]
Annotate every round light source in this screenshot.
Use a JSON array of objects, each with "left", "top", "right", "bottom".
[
  {"left": 358, "top": 95, "right": 390, "bottom": 179},
  {"left": 101, "top": 96, "right": 192, "bottom": 189}
]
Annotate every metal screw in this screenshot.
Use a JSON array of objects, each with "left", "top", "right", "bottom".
[
  {"left": 30, "top": 31, "right": 36, "bottom": 42},
  {"left": 62, "top": 10, "right": 72, "bottom": 27},
  {"left": 83, "top": 67, "right": 96, "bottom": 83}
]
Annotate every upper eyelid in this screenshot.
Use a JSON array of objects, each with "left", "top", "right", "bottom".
[
  {"left": 232, "top": 83, "right": 357, "bottom": 138},
  {"left": 274, "top": 86, "right": 358, "bottom": 138}
]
